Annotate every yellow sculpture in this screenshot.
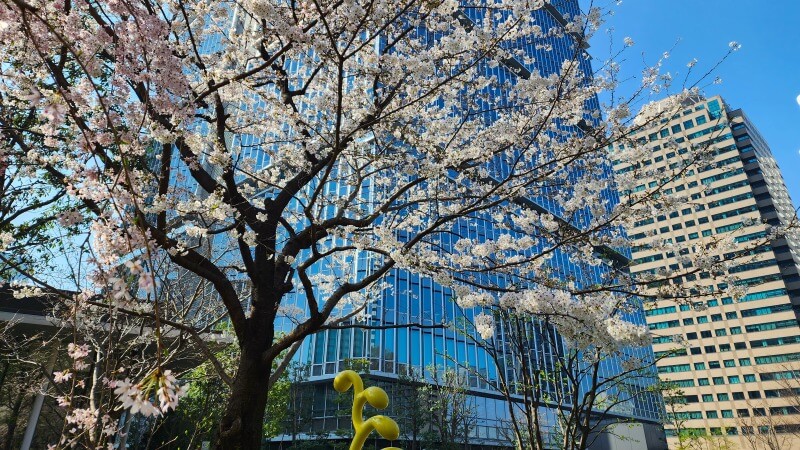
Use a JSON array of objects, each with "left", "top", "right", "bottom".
[{"left": 333, "top": 370, "right": 402, "bottom": 450}]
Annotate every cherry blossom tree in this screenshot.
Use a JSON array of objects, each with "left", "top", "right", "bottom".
[
  {"left": 455, "top": 301, "right": 664, "bottom": 450},
  {"left": 0, "top": 0, "right": 766, "bottom": 448}
]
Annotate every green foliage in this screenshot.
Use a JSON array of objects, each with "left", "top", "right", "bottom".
[
  {"left": 674, "top": 432, "right": 736, "bottom": 450},
  {"left": 263, "top": 366, "right": 290, "bottom": 439}
]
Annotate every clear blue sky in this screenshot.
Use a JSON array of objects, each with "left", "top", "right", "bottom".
[{"left": 582, "top": 0, "right": 800, "bottom": 206}]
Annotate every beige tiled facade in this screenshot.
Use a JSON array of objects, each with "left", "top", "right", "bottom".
[{"left": 614, "top": 95, "right": 800, "bottom": 449}]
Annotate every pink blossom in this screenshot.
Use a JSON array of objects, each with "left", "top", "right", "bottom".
[
  {"left": 67, "top": 343, "right": 89, "bottom": 360},
  {"left": 53, "top": 371, "right": 72, "bottom": 383},
  {"left": 41, "top": 102, "right": 67, "bottom": 125}
]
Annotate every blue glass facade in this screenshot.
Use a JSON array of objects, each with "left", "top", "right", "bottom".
[{"left": 252, "top": 1, "right": 666, "bottom": 446}]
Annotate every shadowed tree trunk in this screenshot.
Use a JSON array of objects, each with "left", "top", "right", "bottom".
[
  {"left": 3, "top": 392, "right": 25, "bottom": 450},
  {"left": 218, "top": 283, "right": 285, "bottom": 450},
  {"left": 219, "top": 346, "right": 273, "bottom": 450}
]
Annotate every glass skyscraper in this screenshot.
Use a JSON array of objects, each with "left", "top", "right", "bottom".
[{"left": 245, "top": 2, "right": 668, "bottom": 448}]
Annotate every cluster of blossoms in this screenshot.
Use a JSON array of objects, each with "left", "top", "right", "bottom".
[
  {"left": 46, "top": 340, "right": 118, "bottom": 448},
  {"left": 0, "top": 231, "right": 13, "bottom": 251},
  {"left": 50, "top": 409, "right": 116, "bottom": 450},
  {"left": 493, "top": 287, "right": 651, "bottom": 352},
  {"left": 456, "top": 284, "right": 651, "bottom": 354},
  {"left": 52, "top": 343, "right": 91, "bottom": 398},
  {"left": 64, "top": 408, "right": 98, "bottom": 434},
  {"left": 473, "top": 313, "right": 495, "bottom": 340},
  {"left": 10, "top": 283, "right": 44, "bottom": 299},
  {"left": 113, "top": 369, "right": 187, "bottom": 417},
  {"left": 67, "top": 343, "right": 90, "bottom": 370}
]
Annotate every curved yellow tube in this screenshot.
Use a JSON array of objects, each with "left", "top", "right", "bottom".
[{"left": 333, "top": 370, "right": 402, "bottom": 450}]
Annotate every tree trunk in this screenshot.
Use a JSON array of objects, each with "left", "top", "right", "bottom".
[
  {"left": 218, "top": 345, "right": 273, "bottom": 450},
  {"left": 0, "top": 362, "right": 8, "bottom": 392},
  {"left": 3, "top": 392, "right": 24, "bottom": 450}
]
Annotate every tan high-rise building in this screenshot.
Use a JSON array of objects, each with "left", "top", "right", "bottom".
[{"left": 613, "top": 95, "right": 800, "bottom": 449}]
